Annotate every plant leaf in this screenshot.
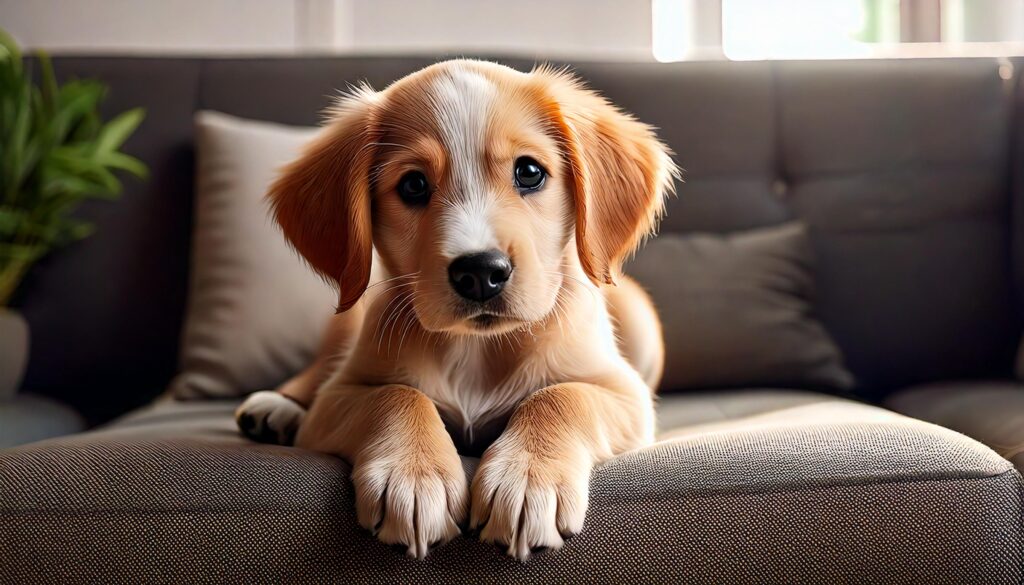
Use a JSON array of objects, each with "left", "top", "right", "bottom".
[
  {"left": 50, "top": 80, "right": 104, "bottom": 143},
  {"left": 3, "top": 83, "right": 31, "bottom": 199},
  {"left": 37, "top": 51, "right": 57, "bottom": 116},
  {"left": 0, "top": 242, "right": 45, "bottom": 262},
  {"left": 0, "top": 206, "right": 29, "bottom": 238},
  {"left": 70, "top": 110, "right": 100, "bottom": 142},
  {"left": 93, "top": 107, "right": 144, "bottom": 153},
  {"left": 95, "top": 151, "right": 148, "bottom": 178},
  {"left": 54, "top": 218, "right": 95, "bottom": 245},
  {"left": 40, "top": 171, "right": 108, "bottom": 200},
  {"left": 0, "top": 29, "right": 22, "bottom": 74}
]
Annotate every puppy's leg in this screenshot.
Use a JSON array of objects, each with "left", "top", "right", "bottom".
[
  {"left": 235, "top": 391, "right": 307, "bottom": 446},
  {"left": 604, "top": 275, "right": 664, "bottom": 390},
  {"left": 236, "top": 306, "right": 364, "bottom": 445},
  {"left": 469, "top": 375, "right": 654, "bottom": 561},
  {"left": 297, "top": 383, "right": 468, "bottom": 559}
]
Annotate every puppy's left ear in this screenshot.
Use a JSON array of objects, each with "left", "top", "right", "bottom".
[{"left": 536, "top": 68, "right": 678, "bottom": 286}]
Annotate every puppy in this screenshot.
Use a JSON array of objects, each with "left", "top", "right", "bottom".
[{"left": 236, "top": 59, "right": 677, "bottom": 561}]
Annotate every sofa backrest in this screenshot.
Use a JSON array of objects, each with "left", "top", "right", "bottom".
[
  {"left": 1012, "top": 56, "right": 1024, "bottom": 355},
  {"left": 17, "top": 56, "right": 1023, "bottom": 421}
]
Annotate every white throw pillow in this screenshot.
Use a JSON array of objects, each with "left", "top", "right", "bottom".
[{"left": 170, "top": 111, "right": 334, "bottom": 399}]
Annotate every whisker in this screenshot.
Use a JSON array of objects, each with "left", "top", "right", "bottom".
[
  {"left": 396, "top": 306, "right": 420, "bottom": 359},
  {"left": 376, "top": 290, "right": 415, "bottom": 354},
  {"left": 386, "top": 294, "right": 418, "bottom": 357},
  {"left": 368, "top": 280, "right": 418, "bottom": 302},
  {"left": 430, "top": 329, "right": 444, "bottom": 358},
  {"left": 544, "top": 270, "right": 601, "bottom": 303},
  {"left": 364, "top": 272, "right": 419, "bottom": 292},
  {"left": 373, "top": 286, "right": 414, "bottom": 338}
]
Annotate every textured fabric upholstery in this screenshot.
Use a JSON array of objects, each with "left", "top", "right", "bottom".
[
  {"left": 1, "top": 393, "right": 1020, "bottom": 583},
  {"left": 887, "top": 381, "right": 1024, "bottom": 470}
]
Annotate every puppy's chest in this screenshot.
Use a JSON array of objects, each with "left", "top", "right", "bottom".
[{"left": 410, "top": 344, "right": 545, "bottom": 455}]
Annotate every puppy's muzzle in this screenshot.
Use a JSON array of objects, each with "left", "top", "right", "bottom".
[{"left": 448, "top": 250, "right": 512, "bottom": 302}]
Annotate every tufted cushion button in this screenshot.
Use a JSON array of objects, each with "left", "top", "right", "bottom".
[{"left": 998, "top": 59, "right": 1014, "bottom": 81}]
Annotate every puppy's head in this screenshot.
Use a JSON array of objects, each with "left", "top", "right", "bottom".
[{"left": 271, "top": 60, "right": 676, "bottom": 336}]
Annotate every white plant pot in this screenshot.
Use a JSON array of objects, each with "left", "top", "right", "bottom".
[{"left": 0, "top": 309, "right": 29, "bottom": 401}]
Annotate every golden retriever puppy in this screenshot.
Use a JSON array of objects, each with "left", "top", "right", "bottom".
[{"left": 235, "top": 59, "right": 677, "bottom": 561}]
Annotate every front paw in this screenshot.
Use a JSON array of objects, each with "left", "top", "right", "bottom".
[
  {"left": 353, "top": 439, "right": 468, "bottom": 559},
  {"left": 235, "top": 390, "right": 306, "bottom": 445},
  {"left": 469, "top": 437, "right": 590, "bottom": 561}
]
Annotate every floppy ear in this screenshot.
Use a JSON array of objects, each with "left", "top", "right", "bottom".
[
  {"left": 537, "top": 68, "right": 678, "bottom": 286},
  {"left": 269, "top": 90, "right": 379, "bottom": 312}
]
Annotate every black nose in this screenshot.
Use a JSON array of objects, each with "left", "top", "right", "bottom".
[{"left": 448, "top": 251, "right": 512, "bottom": 302}]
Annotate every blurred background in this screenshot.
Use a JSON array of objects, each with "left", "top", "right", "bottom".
[{"left": 2, "top": 0, "right": 1023, "bottom": 61}]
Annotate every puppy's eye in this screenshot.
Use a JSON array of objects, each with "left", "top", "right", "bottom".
[
  {"left": 397, "top": 171, "right": 430, "bottom": 205},
  {"left": 514, "top": 157, "right": 546, "bottom": 193}
]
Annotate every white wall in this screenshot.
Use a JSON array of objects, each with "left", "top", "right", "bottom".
[
  {"left": 0, "top": 0, "right": 299, "bottom": 53},
  {"left": 0, "top": 0, "right": 653, "bottom": 59},
  {"left": 348, "top": 0, "right": 651, "bottom": 58}
]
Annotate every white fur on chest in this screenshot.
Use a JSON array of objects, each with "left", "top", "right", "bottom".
[
  {"left": 412, "top": 295, "right": 625, "bottom": 436},
  {"left": 414, "top": 337, "right": 543, "bottom": 439}
]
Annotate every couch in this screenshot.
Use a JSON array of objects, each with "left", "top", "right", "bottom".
[{"left": 1, "top": 55, "right": 1023, "bottom": 583}]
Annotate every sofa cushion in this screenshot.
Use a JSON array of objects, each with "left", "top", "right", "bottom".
[
  {"left": 0, "top": 394, "right": 85, "bottom": 449},
  {"left": 629, "top": 223, "right": 853, "bottom": 392},
  {"left": 169, "top": 112, "right": 335, "bottom": 400},
  {"left": 1, "top": 392, "right": 1020, "bottom": 583},
  {"left": 887, "top": 380, "right": 1024, "bottom": 470}
]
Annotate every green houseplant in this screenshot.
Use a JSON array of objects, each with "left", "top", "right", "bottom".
[{"left": 0, "top": 29, "right": 146, "bottom": 398}]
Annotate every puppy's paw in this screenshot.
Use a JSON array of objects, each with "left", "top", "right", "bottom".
[
  {"left": 469, "top": 437, "right": 590, "bottom": 561},
  {"left": 353, "top": 438, "right": 468, "bottom": 559},
  {"left": 235, "top": 390, "right": 306, "bottom": 445}
]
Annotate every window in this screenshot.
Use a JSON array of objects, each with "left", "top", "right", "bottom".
[
  {"left": 652, "top": 0, "right": 1024, "bottom": 61},
  {"left": 723, "top": 0, "right": 899, "bottom": 60}
]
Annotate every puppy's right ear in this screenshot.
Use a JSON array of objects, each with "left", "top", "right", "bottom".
[{"left": 269, "top": 89, "right": 379, "bottom": 313}]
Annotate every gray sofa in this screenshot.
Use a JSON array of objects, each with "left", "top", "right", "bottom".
[{"left": 1, "top": 56, "right": 1023, "bottom": 583}]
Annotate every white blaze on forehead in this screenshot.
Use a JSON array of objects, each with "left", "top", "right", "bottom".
[{"left": 429, "top": 66, "right": 499, "bottom": 258}]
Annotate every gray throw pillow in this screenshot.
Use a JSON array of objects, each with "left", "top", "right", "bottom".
[
  {"left": 627, "top": 223, "right": 854, "bottom": 392},
  {"left": 170, "top": 112, "right": 335, "bottom": 400}
]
